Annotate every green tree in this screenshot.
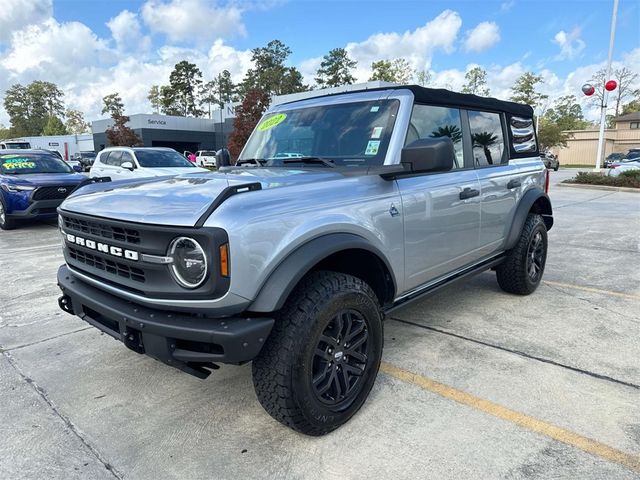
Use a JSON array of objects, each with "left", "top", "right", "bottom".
[
  {"left": 42, "top": 116, "right": 68, "bottom": 135},
  {"left": 315, "top": 48, "right": 357, "bottom": 88},
  {"left": 168, "top": 60, "right": 204, "bottom": 117},
  {"left": 3, "top": 81, "right": 66, "bottom": 136},
  {"left": 509, "top": 72, "right": 548, "bottom": 110},
  {"left": 462, "top": 67, "right": 490, "bottom": 96},
  {"left": 147, "top": 85, "right": 161, "bottom": 114},
  {"left": 102, "top": 93, "right": 124, "bottom": 117},
  {"left": 216, "top": 70, "right": 237, "bottom": 104},
  {"left": 228, "top": 89, "right": 270, "bottom": 158},
  {"left": 538, "top": 117, "right": 569, "bottom": 150},
  {"left": 544, "top": 95, "right": 589, "bottom": 131},
  {"left": 621, "top": 89, "right": 640, "bottom": 115},
  {"left": 415, "top": 69, "right": 432, "bottom": 87},
  {"left": 65, "top": 109, "right": 90, "bottom": 134},
  {"left": 369, "top": 58, "right": 413, "bottom": 84},
  {"left": 200, "top": 80, "right": 218, "bottom": 118},
  {"left": 239, "top": 40, "right": 307, "bottom": 97},
  {"left": 159, "top": 85, "right": 181, "bottom": 116}
]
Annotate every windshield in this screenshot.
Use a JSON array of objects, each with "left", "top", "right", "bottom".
[
  {"left": 80, "top": 152, "right": 96, "bottom": 158},
  {"left": 134, "top": 150, "right": 196, "bottom": 168},
  {"left": 239, "top": 99, "right": 400, "bottom": 167},
  {"left": 199, "top": 151, "right": 216, "bottom": 156},
  {"left": 0, "top": 153, "right": 73, "bottom": 174}
]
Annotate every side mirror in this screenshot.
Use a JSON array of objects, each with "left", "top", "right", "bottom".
[
  {"left": 121, "top": 161, "right": 134, "bottom": 171},
  {"left": 401, "top": 137, "right": 455, "bottom": 173},
  {"left": 216, "top": 148, "right": 232, "bottom": 167},
  {"left": 72, "top": 165, "right": 82, "bottom": 172}
]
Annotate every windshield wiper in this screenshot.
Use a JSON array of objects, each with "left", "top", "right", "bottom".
[
  {"left": 281, "top": 157, "right": 336, "bottom": 168},
  {"left": 236, "top": 158, "right": 267, "bottom": 166}
]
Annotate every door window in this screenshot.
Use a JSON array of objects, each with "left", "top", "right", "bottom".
[
  {"left": 468, "top": 111, "right": 505, "bottom": 167},
  {"left": 120, "top": 151, "right": 135, "bottom": 167},
  {"left": 405, "top": 105, "right": 464, "bottom": 169},
  {"left": 104, "top": 151, "right": 122, "bottom": 166}
]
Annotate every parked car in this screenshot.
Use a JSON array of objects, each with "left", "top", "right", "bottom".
[
  {"left": 72, "top": 151, "right": 97, "bottom": 172},
  {"left": 57, "top": 85, "right": 552, "bottom": 435},
  {"left": 541, "top": 152, "right": 559, "bottom": 171},
  {"left": 607, "top": 151, "right": 640, "bottom": 177},
  {"left": 0, "top": 150, "right": 86, "bottom": 230},
  {"left": 0, "top": 140, "right": 31, "bottom": 149},
  {"left": 604, "top": 152, "right": 625, "bottom": 168},
  {"left": 195, "top": 150, "right": 217, "bottom": 167},
  {"left": 89, "top": 147, "right": 208, "bottom": 180}
]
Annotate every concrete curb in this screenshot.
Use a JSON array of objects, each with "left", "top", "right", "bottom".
[{"left": 557, "top": 182, "right": 640, "bottom": 193}]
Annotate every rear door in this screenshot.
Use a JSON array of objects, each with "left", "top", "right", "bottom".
[
  {"left": 467, "top": 110, "right": 521, "bottom": 256},
  {"left": 90, "top": 151, "right": 110, "bottom": 177},
  {"left": 397, "top": 104, "right": 482, "bottom": 292}
]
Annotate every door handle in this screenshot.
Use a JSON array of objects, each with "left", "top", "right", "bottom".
[
  {"left": 459, "top": 188, "right": 480, "bottom": 200},
  {"left": 507, "top": 179, "right": 521, "bottom": 189}
]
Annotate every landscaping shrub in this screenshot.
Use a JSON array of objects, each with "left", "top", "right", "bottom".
[{"left": 563, "top": 171, "right": 640, "bottom": 188}]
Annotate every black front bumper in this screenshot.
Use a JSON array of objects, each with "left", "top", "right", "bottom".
[
  {"left": 57, "top": 265, "right": 274, "bottom": 378},
  {"left": 9, "top": 199, "right": 63, "bottom": 218}
]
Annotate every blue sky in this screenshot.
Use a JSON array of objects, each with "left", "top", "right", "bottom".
[{"left": 1, "top": 0, "right": 639, "bottom": 123}]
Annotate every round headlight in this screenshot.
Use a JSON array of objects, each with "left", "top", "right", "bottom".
[{"left": 169, "top": 237, "right": 208, "bottom": 289}]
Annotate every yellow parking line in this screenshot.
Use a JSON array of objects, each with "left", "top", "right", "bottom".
[
  {"left": 380, "top": 362, "right": 640, "bottom": 473},
  {"left": 543, "top": 280, "right": 640, "bottom": 301}
]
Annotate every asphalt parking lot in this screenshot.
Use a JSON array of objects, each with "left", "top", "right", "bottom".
[{"left": 1, "top": 169, "right": 639, "bottom": 479}]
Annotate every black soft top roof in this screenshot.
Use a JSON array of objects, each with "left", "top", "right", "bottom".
[{"left": 317, "top": 84, "right": 535, "bottom": 118}]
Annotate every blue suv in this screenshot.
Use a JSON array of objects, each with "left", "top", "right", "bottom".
[{"left": 0, "top": 150, "right": 86, "bottom": 230}]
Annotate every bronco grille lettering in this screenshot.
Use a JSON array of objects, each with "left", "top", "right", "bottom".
[{"left": 65, "top": 233, "right": 139, "bottom": 261}]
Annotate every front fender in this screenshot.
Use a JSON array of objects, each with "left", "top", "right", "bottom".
[{"left": 247, "top": 233, "right": 396, "bottom": 313}]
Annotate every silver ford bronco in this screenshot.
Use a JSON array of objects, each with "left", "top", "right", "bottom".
[{"left": 56, "top": 85, "right": 552, "bottom": 435}]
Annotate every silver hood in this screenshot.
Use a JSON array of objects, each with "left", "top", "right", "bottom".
[{"left": 60, "top": 167, "right": 345, "bottom": 226}]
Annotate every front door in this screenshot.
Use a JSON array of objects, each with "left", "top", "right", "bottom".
[{"left": 397, "top": 104, "right": 482, "bottom": 292}]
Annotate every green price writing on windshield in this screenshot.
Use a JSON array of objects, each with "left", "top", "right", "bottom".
[{"left": 257, "top": 113, "right": 287, "bottom": 131}]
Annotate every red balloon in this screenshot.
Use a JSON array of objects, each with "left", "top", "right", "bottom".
[{"left": 605, "top": 80, "right": 617, "bottom": 91}]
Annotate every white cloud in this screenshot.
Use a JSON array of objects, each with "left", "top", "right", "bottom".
[
  {"left": 343, "top": 10, "right": 462, "bottom": 82},
  {"left": 0, "top": 0, "right": 52, "bottom": 42},
  {"left": 500, "top": 1, "right": 515, "bottom": 12},
  {"left": 107, "top": 10, "right": 151, "bottom": 52},
  {"left": 141, "top": 0, "right": 245, "bottom": 43},
  {"left": 553, "top": 27, "right": 586, "bottom": 60},
  {"left": 464, "top": 22, "right": 501, "bottom": 53}
]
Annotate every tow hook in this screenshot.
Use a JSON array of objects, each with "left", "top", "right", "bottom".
[{"left": 58, "top": 295, "right": 74, "bottom": 315}]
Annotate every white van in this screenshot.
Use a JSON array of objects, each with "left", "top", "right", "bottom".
[{"left": 90, "top": 147, "right": 208, "bottom": 180}]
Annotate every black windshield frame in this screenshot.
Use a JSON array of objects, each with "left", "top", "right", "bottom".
[{"left": 134, "top": 150, "right": 197, "bottom": 168}]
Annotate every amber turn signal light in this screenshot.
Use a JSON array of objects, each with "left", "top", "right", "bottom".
[{"left": 219, "top": 243, "right": 229, "bottom": 277}]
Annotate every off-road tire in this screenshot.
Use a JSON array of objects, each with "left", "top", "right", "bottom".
[
  {"left": 0, "top": 200, "right": 15, "bottom": 230},
  {"left": 252, "top": 271, "right": 383, "bottom": 436},
  {"left": 496, "top": 213, "right": 547, "bottom": 295}
]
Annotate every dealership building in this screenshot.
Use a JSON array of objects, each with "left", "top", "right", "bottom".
[{"left": 91, "top": 108, "right": 236, "bottom": 154}]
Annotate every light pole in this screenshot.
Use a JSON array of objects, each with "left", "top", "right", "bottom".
[{"left": 592, "top": 0, "right": 619, "bottom": 172}]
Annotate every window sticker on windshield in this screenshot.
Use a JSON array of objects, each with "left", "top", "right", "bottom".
[
  {"left": 371, "top": 127, "right": 383, "bottom": 139},
  {"left": 257, "top": 113, "right": 287, "bottom": 131},
  {"left": 2, "top": 159, "right": 36, "bottom": 169},
  {"left": 370, "top": 106, "right": 380, "bottom": 112},
  {"left": 365, "top": 140, "right": 381, "bottom": 156}
]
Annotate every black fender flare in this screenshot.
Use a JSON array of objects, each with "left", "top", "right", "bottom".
[
  {"left": 504, "top": 188, "right": 553, "bottom": 250},
  {"left": 248, "top": 233, "right": 397, "bottom": 313}
]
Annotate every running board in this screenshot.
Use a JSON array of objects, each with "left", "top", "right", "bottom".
[{"left": 385, "top": 254, "right": 506, "bottom": 314}]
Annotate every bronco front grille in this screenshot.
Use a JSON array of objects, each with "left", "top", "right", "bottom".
[
  {"left": 33, "top": 185, "right": 75, "bottom": 201},
  {"left": 68, "top": 246, "right": 145, "bottom": 283},
  {"left": 62, "top": 215, "right": 141, "bottom": 244}
]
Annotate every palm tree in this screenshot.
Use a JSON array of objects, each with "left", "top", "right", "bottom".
[
  {"left": 472, "top": 131, "right": 498, "bottom": 165},
  {"left": 430, "top": 124, "right": 462, "bottom": 144}
]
